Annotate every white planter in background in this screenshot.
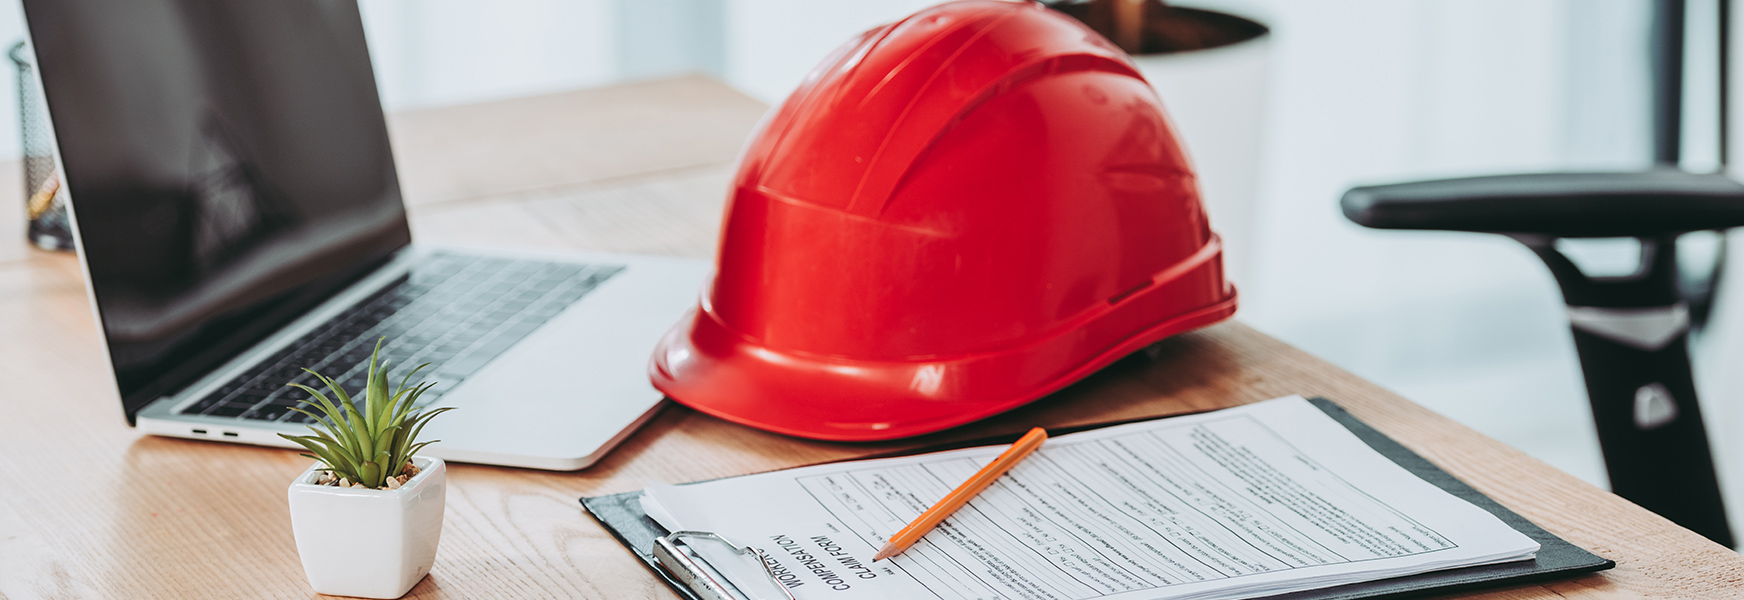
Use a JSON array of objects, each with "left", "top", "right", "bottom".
[
  {"left": 1131, "top": 1, "right": 1272, "bottom": 288},
  {"left": 287, "top": 456, "right": 447, "bottom": 599}
]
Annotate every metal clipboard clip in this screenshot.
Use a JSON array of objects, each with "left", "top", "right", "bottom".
[{"left": 653, "top": 530, "right": 799, "bottom": 600}]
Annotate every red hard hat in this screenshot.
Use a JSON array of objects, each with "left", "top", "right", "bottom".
[{"left": 650, "top": 0, "right": 1236, "bottom": 441}]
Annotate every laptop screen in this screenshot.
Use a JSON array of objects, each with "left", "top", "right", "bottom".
[{"left": 22, "top": 0, "right": 411, "bottom": 420}]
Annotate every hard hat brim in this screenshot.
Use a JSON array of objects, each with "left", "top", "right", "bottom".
[{"left": 650, "top": 243, "right": 1237, "bottom": 442}]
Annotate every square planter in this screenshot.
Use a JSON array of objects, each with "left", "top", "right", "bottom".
[{"left": 288, "top": 456, "right": 447, "bottom": 599}]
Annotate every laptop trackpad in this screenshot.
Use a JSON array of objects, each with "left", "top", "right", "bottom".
[{"left": 416, "top": 305, "right": 671, "bottom": 464}]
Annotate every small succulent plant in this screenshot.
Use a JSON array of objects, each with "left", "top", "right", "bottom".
[{"left": 278, "top": 339, "right": 454, "bottom": 490}]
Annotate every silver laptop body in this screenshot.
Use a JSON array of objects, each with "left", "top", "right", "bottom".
[{"left": 23, "top": 0, "right": 706, "bottom": 470}]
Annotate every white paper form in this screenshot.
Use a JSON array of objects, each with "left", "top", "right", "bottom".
[{"left": 643, "top": 396, "right": 1539, "bottom": 600}]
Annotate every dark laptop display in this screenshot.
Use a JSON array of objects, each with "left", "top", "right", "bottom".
[{"left": 23, "top": 0, "right": 411, "bottom": 420}]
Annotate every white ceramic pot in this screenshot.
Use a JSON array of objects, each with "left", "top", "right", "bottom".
[{"left": 287, "top": 456, "right": 447, "bottom": 599}]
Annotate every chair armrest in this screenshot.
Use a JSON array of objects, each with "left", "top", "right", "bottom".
[{"left": 1341, "top": 170, "right": 1744, "bottom": 237}]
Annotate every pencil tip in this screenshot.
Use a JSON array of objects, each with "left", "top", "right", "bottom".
[{"left": 872, "top": 543, "right": 899, "bottom": 561}]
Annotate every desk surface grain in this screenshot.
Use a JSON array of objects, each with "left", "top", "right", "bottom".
[{"left": 1, "top": 75, "right": 1740, "bottom": 599}]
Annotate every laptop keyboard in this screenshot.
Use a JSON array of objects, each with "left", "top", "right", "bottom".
[{"left": 179, "top": 252, "right": 623, "bottom": 423}]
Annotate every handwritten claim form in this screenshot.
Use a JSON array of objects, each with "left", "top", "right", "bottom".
[{"left": 642, "top": 396, "right": 1539, "bottom": 600}]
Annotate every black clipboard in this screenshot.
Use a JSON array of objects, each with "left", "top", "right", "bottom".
[{"left": 581, "top": 397, "right": 1614, "bottom": 600}]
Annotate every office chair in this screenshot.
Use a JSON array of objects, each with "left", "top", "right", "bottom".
[{"left": 1342, "top": 0, "right": 1743, "bottom": 546}]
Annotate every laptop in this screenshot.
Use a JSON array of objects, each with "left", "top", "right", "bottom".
[{"left": 21, "top": 0, "right": 709, "bottom": 470}]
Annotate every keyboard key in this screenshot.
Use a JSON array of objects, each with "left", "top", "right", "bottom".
[
  {"left": 206, "top": 403, "right": 251, "bottom": 417},
  {"left": 268, "top": 395, "right": 307, "bottom": 408},
  {"left": 185, "top": 394, "right": 226, "bottom": 414},
  {"left": 244, "top": 407, "right": 286, "bottom": 421},
  {"left": 500, "top": 321, "right": 540, "bottom": 338},
  {"left": 231, "top": 389, "right": 273, "bottom": 404}
]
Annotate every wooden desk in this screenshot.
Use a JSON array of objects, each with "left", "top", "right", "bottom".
[{"left": 1, "top": 75, "right": 1740, "bottom": 599}]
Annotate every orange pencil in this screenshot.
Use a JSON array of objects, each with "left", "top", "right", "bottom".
[{"left": 872, "top": 427, "right": 1049, "bottom": 561}]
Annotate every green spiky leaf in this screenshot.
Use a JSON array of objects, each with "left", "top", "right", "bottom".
[
  {"left": 281, "top": 336, "right": 454, "bottom": 489},
  {"left": 359, "top": 460, "right": 382, "bottom": 489}
]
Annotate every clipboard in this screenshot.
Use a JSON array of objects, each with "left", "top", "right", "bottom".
[{"left": 581, "top": 397, "right": 1614, "bottom": 600}]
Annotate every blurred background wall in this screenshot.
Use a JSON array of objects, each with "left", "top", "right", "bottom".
[{"left": 8, "top": 0, "right": 1744, "bottom": 526}]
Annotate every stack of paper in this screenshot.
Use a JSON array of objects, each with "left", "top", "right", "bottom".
[{"left": 642, "top": 396, "right": 1539, "bottom": 600}]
